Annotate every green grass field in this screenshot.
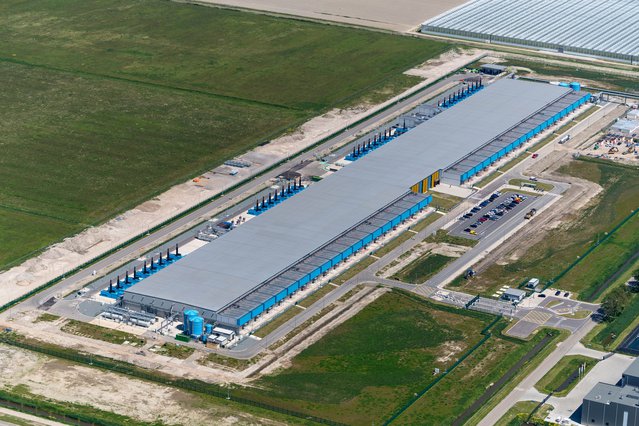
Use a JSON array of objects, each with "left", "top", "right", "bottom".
[
  {"left": 0, "top": 0, "right": 450, "bottom": 270},
  {"left": 252, "top": 291, "right": 493, "bottom": 424},
  {"left": 392, "top": 252, "right": 455, "bottom": 284},
  {"left": 455, "top": 158, "right": 639, "bottom": 297},
  {"left": 393, "top": 324, "right": 562, "bottom": 425},
  {"left": 535, "top": 355, "right": 598, "bottom": 397}
]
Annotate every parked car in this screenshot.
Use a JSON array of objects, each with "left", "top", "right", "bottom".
[
  {"left": 470, "top": 223, "right": 479, "bottom": 228},
  {"left": 555, "top": 290, "right": 561, "bottom": 296},
  {"left": 564, "top": 292, "right": 570, "bottom": 297},
  {"left": 532, "top": 153, "right": 539, "bottom": 159},
  {"left": 464, "top": 228, "right": 471, "bottom": 233},
  {"left": 480, "top": 201, "right": 490, "bottom": 207},
  {"left": 478, "top": 217, "right": 488, "bottom": 223},
  {"left": 471, "top": 207, "right": 481, "bottom": 213}
]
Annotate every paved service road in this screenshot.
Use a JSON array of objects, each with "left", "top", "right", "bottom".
[{"left": 477, "top": 319, "right": 598, "bottom": 426}]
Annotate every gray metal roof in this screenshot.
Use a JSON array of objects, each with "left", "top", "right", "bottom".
[
  {"left": 504, "top": 288, "right": 526, "bottom": 297},
  {"left": 625, "top": 357, "right": 639, "bottom": 381},
  {"left": 584, "top": 383, "right": 639, "bottom": 408},
  {"left": 422, "top": 0, "right": 639, "bottom": 62},
  {"left": 124, "top": 79, "right": 570, "bottom": 314}
]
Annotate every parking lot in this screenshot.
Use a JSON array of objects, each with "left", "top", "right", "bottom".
[{"left": 448, "top": 191, "right": 539, "bottom": 240}]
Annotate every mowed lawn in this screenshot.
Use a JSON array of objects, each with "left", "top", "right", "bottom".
[
  {"left": 0, "top": 0, "right": 450, "bottom": 269},
  {"left": 250, "top": 291, "right": 494, "bottom": 424},
  {"left": 455, "top": 158, "right": 639, "bottom": 299}
]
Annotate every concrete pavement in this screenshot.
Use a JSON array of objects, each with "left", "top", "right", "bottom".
[
  {"left": 477, "top": 319, "right": 598, "bottom": 426},
  {"left": 546, "top": 353, "right": 635, "bottom": 424}
]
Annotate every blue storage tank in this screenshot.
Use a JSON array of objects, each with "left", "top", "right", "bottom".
[
  {"left": 191, "top": 316, "right": 204, "bottom": 337},
  {"left": 570, "top": 81, "right": 581, "bottom": 91},
  {"left": 205, "top": 323, "right": 213, "bottom": 335},
  {"left": 183, "top": 309, "right": 198, "bottom": 335}
]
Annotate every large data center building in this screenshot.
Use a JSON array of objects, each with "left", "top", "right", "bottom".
[{"left": 122, "top": 79, "right": 590, "bottom": 330}]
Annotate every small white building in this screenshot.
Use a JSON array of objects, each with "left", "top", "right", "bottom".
[
  {"left": 627, "top": 109, "right": 639, "bottom": 121},
  {"left": 501, "top": 288, "right": 526, "bottom": 303},
  {"left": 525, "top": 278, "right": 541, "bottom": 292},
  {"left": 610, "top": 119, "right": 639, "bottom": 136}
]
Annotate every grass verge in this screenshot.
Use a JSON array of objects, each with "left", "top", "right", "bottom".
[
  {"left": 494, "top": 401, "right": 554, "bottom": 426},
  {"left": 391, "top": 252, "right": 455, "bottom": 284},
  {"left": 424, "top": 229, "right": 478, "bottom": 247},
  {"left": 61, "top": 320, "right": 145, "bottom": 346},
  {"left": 332, "top": 256, "right": 377, "bottom": 285},
  {"left": 33, "top": 313, "right": 60, "bottom": 323},
  {"left": 297, "top": 284, "right": 337, "bottom": 308},
  {"left": 534, "top": 355, "right": 598, "bottom": 397},
  {"left": 252, "top": 305, "right": 304, "bottom": 338}
]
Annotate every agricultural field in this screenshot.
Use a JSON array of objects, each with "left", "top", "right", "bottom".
[
  {"left": 0, "top": 0, "right": 450, "bottom": 270},
  {"left": 454, "top": 158, "right": 639, "bottom": 298}
]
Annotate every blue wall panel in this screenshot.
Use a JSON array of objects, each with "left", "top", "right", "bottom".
[
  {"left": 251, "top": 304, "right": 264, "bottom": 317},
  {"left": 238, "top": 312, "right": 252, "bottom": 326},
  {"left": 276, "top": 289, "right": 288, "bottom": 302},
  {"left": 458, "top": 93, "right": 587, "bottom": 185},
  {"left": 288, "top": 281, "right": 300, "bottom": 294},
  {"left": 263, "top": 297, "right": 275, "bottom": 310}
]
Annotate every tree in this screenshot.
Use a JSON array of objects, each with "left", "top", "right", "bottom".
[{"left": 601, "top": 286, "right": 629, "bottom": 321}]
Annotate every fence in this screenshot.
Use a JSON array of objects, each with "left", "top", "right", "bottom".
[
  {"left": 383, "top": 315, "right": 502, "bottom": 425},
  {"left": 541, "top": 206, "right": 639, "bottom": 299},
  {"left": 0, "top": 334, "right": 344, "bottom": 426}
]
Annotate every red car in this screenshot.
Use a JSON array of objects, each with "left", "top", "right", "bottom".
[{"left": 532, "top": 153, "right": 539, "bottom": 159}]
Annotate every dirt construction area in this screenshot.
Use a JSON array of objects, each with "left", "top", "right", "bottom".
[
  {"left": 185, "top": 0, "right": 467, "bottom": 32},
  {"left": 0, "top": 345, "right": 284, "bottom": 426}
]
